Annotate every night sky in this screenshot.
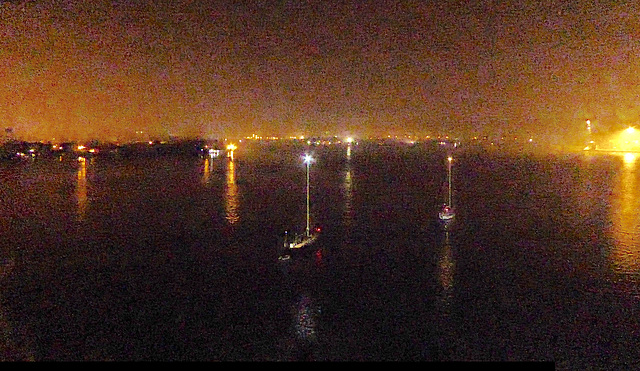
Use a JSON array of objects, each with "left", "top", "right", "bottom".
[{"left": 1, "top": 0, "right": 639, "bottom": 142}]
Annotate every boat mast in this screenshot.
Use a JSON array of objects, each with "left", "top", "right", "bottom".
[
  {"left": 304, "top": 154, "right": 313, "bottom": 237},
  {"left": 447, "top": 156, "right": 452, "bottom": 207},
  {"left": 306, "top": 159, "right": 310, "bottom": 237}
]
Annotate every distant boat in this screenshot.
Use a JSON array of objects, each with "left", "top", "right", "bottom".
[
  {"left": 279, "top": 154, "right": 321, "bottom": 259},
  {"left": 284, "top": 227, "right": 321, "bottom": 250},
  {"left": 439, "top": 156, "right": 455, "bottom": 222}
]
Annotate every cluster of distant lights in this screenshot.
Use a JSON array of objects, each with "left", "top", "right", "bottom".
[
  {"left": 15, "top": 144, "right": 99, "bottom": 158},
  {"left": 241, "top": 134, "right": 356, "bottom": 146},
  {"left": 8, "top": 132, "right": 535, "bottom": 160},
  {"left": 12, "top": 139, "right": 178, "bottom": 160},
  {"left": 200, "top": 133, "right": 536, "bottom": 160},
  {"left": 239, "top": 133, "right": 534, "bottom": 143}
]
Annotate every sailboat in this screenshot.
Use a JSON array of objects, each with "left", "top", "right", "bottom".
[
  {"left": 279, "top": 154, "right": 321, "bottom": 258},
  {"left": 439, "top": 156, "right": 455, "bottom": 222}
]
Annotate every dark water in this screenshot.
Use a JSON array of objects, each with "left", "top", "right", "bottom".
[{"left": 0, "top": 144, "right": 639, "bottom": 365}]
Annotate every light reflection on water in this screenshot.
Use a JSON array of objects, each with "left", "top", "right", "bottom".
[
  {"left": 342, "top": 145, "right": 355, "bottom": 249},
  {"left": 278, "top": 249, "right": 323, "bottom": 361},
  {"left": 5, "top": 148, "right": 640, "bottom": 362},
  {"left": 611, "top": 152, "right": 640, "bottom": 275},
  {"left": 343, "top": 167, "right": 353, "bottom": 231},
  {"left": 294, "top": 294, "right": 319, "bottom": 343},
  {"left": 202, "top": 157, "right": 212, "bottom": 185},
  {"left": 225, "top": 158, "right": 240, "bottom": 225},
  {"left": 432, "top": 229, "right": 455, "bottom": 361},
  {"left": 438, "top": 231, "right": 454, "bottom": 294},
  {"left": 76, "top": 157, "right": 87, "bottom": 221}
]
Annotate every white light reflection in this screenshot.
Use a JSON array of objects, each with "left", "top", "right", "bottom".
[
  {"left": 433, "top": 230, "right": 455, "bottom": 359},
  {"left": 438, "top": 231, "right": 454, "bottom": 293},
  {"left": 225, "top": 158, "right": 240, "bottom": 225},
  {"left": 293, "top": 294, "right": 319, "bottom": 343},
  {"left": 343, "top": 167, "right": 354, "bottom": 235},
  {"left": 76, "top": 156, "right": 87, "bottom": 220}
]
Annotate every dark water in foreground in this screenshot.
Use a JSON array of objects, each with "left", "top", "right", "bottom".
[{"left": 0, "top": 144, "right": 639, "bottom": 365}]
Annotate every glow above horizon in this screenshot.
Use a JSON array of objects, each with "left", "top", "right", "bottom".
[{"left": 1, "top": 1, "right": 638, "bottom": 143}]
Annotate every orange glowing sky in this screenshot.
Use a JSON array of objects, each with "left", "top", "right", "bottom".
[{"left": 1, "top": 0, "right": 640, "bottom": 142}]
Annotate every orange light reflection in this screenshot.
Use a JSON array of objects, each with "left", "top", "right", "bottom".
[
  {"left": 611, "top": 152, "right": 640, "bottom": 274},
  {"left": 76, "top": 156, "right": 87, "bottom": 220},
  {"left": 224, "top": 159, "right": 239, "bottom": 225}
]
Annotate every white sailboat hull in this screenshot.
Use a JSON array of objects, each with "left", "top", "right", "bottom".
[
  {"left": 439, "top": 211, "right": 455, "bottom": 221},
  {"left": 288, "top": 233, "right": 319, "bottom": 249},
  {"left": 439, "top": 215, "right": 455, "bottom": 222}
]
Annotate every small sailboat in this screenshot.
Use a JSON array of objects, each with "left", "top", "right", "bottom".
[
  {"left": 439, "top": 156, "right": 455, "bottom": 222},
  {"left": 281, "top": 154, "right": 321, "bottom": 256}
]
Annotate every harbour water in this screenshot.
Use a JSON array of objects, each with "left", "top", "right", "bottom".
[{"left": 0, "top": 143, "right": 639, "bottom": 365}]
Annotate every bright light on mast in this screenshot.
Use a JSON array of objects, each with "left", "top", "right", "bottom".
[{"left": 303, "top": 154, "right": 314, "bottom": 165}]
